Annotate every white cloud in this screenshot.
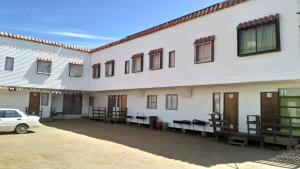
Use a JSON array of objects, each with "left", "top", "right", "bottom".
[
  {"left": 48, "top": 31, "right": 118, "bottom": 41},
  {"left": 2, "top": 27, "right": 118, "bottom": 41}
]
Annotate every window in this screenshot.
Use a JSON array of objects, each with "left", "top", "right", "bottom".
[
  {"left": 4, "top": 110, "right": 21, "bottom": 118},
  {"left": 89, "top": 96, "right": 94, "bottom": 107},
  {"left": 147, "top": 95, "right": 157, "bottom": 109},
  {"left": 132, "top": 54, "right": 143, "bottom": 73},
  {"left": 37, "top": 60, "right": 51, "bottom": 74},
  {"left": 41, "top": 93, "right": 49, "bottom": 106},
  {"left": 238, "top": 14, "right": 280, "bottom": 56},
  {"left": 149, "top": 48, "right": 163, "bottom": 70},
  {"left": 5, "top": 57, "right": 14, "bottom": 71},
  {"left": 105, "top": 60, "right": 115, "bottom": 77},
  {"left": 69, "top": 64, "right": 83, "bottom": 77},
  {"left": 125, "top": 60, "right": 130, "bottom": 74},
  {"left": 0, "top": 110, "right": 5, "bottom": 117},
  {"left": 194, "top": 36, "right": 214, "bottom": 64},
  {"left": 92, "top": 63, "right": 101, "bottom": 79},
  {"left": 169, "top": 51, "right": 175, "bottom": 68},
  {"left": 213, "top": 93, "right": 221, "bottom": 113},
  {"left": 166, "top": 94, "right": 178, "bottom": 110}
]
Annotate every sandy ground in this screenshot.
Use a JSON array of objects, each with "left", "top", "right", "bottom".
[{"left": 0, "top": 119, "right": 299, "bottom": 169}]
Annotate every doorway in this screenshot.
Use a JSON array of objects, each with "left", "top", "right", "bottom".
[
  {"left": 224, "top": 92, "right": 239, "bottom": 131},
  {"left": 28, "top": 92, "right": 40, "bottom": 116},
  {"left": 261, "top": 92, "right": 279, "bottom": 130},
  {"left": 63, "top": 94, "right": 82, "bottom": 114}
]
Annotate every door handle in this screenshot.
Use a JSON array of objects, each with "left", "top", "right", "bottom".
[{"left": 17, "top": 119, "right": 21, "bottom": 121}]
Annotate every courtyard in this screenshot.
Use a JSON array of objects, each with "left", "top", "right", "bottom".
[{"left": 0, "top": 119, "right": 299, "bottom": 169}]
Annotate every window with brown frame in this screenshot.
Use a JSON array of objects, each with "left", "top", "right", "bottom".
[
  {"left": 125, "top": 60, "right": 130, "bottom": 74},
  {"left": 69, "top": 63, "right": 83, "bottom": 77},
  {"left": 147, "top": 95, "right": 157, "bottom": 109},
  {"left": 92, "top": 63, "right": 101, "bottom": 79},
  {"left": 169, "top": 51, "right": 175, "bottom": 68},
  {"left": 213, "top": 93, "right": 221, "bottom": 113},
  {"left": 132, "top": 53, "right": 143, "bottom": 73},
  {"left": 194, "top": 35, "right": 215, "bottom": 64},
  {"left": 149, "top": 48, "right": 163, "bottom": 70},
  {"left": 105, "top": 60, "right": 114, "bottom": 77},
  {"left": 166, "top": 94, "right": 178, "bottom": 110},
  {"left": 237, "top": 14, "right": 280, "bottom": 56}
]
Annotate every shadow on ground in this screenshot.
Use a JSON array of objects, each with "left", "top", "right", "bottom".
[
  {"left": 44, "top": 119, "right": 300, "bottom": 168},
  {"left": 0, "top": 131, "right": 35, "bottom": 135}
]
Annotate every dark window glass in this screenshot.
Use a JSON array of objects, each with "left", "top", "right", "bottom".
[
  {"left": 93, "top": 63, "right": 101, "bottom": 79},
  {"left": 5, "top": 57, "right": 14, "bottom": 71},
  {"left": 238, "top": 22, "right": 280, "bottom": 56},
  {"left": 169, "top": 51, "right": 175, "bottom": 68},
  {"left": 125, "top": 61, "right": 130, "bottom": 74},
  {"left": 166, "top": 94, "right": 178, "bottom": 110},
  {"left": 147, "top": 95, "right": 157, "bottom": 109},
  {"left": 4, "top": 110, "right": 21, "bottom": 118}
]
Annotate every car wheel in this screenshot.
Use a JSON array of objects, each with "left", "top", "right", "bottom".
[{"left": 15, "top": 124, "right": 28, "bottom": 134}]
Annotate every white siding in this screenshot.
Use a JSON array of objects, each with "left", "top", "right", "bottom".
[
  {"left": 92, "top": 81, "right": 300, "bottom": 133},
  {"left": 91, "top": 0, "right": 300, "bottom": 91},
  {"left": 0, "top": 37, "right": 90, "bottom": 91}
]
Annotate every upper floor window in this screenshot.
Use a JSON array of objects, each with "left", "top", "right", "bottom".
[
  {"left": 194, "top": 35, "right": 215, "bottom": 64},
  {"left": 149, "top": 48, "right": 163, "bottom": 70},
  {"left": 69, "top": 61, "right": 83, "bottom": 77},
  {"left": 37, "top": 57, "right": 52, "bottom": 75},
  {"left": 132, "top": 53, "right": 143, "bottom": 73},
  {"left": 147, "top": 95, "right": 157, "bottom": 109},
  {"left": 92, "top": 63, "right": 101, "bottom": 79},
  {"left": 166, "top": 94, "right": 178, "bottom": 110},
  {"left": 5, "top": 57, "right": 14, "bottom": 71},
  {"left": 169, "top": 51, "right": 175, "bottom": 68},
  {"left": 125, "top": 60, "right": 130, "bottom": 74},
  {"left": 105, "top": 60, "right": 115, "bottom": 77},
  {"left": 237, "top": 14, "right": 280, "bottom": 56}
]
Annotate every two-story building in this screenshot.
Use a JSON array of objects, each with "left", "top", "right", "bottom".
[{"left": 0, "top": 0, "right": 300, "bottom": 133}]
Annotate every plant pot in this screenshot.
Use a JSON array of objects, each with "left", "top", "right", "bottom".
[
  {"left": 162, "top": 122, "right": 169, "bottom": 131},
  {"left": 156, "top": 122, "right": 162, "bottom": 130}
]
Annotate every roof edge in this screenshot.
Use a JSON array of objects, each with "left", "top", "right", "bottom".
[
  {"left": 0, "top": 31, "right": 90, "bottom": 53},
  {"left": 90, "top": 0, "right": 249, "bottom": 53}
]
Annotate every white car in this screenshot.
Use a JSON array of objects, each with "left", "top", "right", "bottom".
[{"left": 0, "top": 108, "right": 42, "bottom": 134}]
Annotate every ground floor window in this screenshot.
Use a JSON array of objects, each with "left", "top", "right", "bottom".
[
  {"left": 41, "top": 93, "right": 49, "bottom": 106},
  {"left": 166, "top": 94, "right": 178, "bottom": 110},
  {"left": 213, "top": 93, "right": 220, "bottom": 113},
  {"left": 89, "top": 96, "right": 94, "bottom": 107},
  {"left": 147, "top": 95, "right": 157, "bottom": 109}
]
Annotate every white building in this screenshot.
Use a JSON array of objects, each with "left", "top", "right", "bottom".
[{"left": 0, "top": 0, "right": 300, "bottom": 133}]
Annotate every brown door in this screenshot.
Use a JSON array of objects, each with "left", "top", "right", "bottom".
[
  {"left": 72, "top": 94, "right": 82, "bottom": 114},
  {"left": 29, "top": 92, "right": 40, "bottom": 116},
  {"left": 63, "top": 94, "right": 73, "bottom": 114},
  {"left": 119, "top": 95, "right": 127, "bottom": 109},
  {"left": 107, "top": 95, "right": 115, "bottom": 117},
  {"left": 261, "top": 92, "right": 279, "bottom": 130},
  {"left": 224, "top": 93, "right": 239, "bottom": 131}
]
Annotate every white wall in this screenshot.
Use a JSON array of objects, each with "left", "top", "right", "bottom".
[
  {"left": 0, "top": 37, "right": 90, "bottom": 91},
  {"left": 91, "top": 0, "right": 300, "bottom": 91},
  {"left": 92, "top": 81, "right": 300, "bottom": 133},
  {"left": 0, "top": 90, "right": 29, "bottom": 113}
]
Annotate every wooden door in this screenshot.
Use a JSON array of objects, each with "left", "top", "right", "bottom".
[
  {"left": 72, "top": 94, "right": 82, "bottom": 114},
  {"left": 63, "top": 94, "right": 73, "bottom": 114},
  {"left": 108, "top": 95, "right": 115, "bottom": 111},
  {"left": 261, "top": 92, "right": 279, "bottom": 130},
  {"left": 119, "top": 95, "right": 127, "bottom": 109},
  {"left": 29, "top": 92, "right": 40, "bottom": 116},
  {"left": 224, "top": 93, "right": 239, "bottom": 131}
]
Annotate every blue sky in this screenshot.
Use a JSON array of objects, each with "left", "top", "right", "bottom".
[{"left": 0, "top": 0, "right": 223, "bottom": 48}]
